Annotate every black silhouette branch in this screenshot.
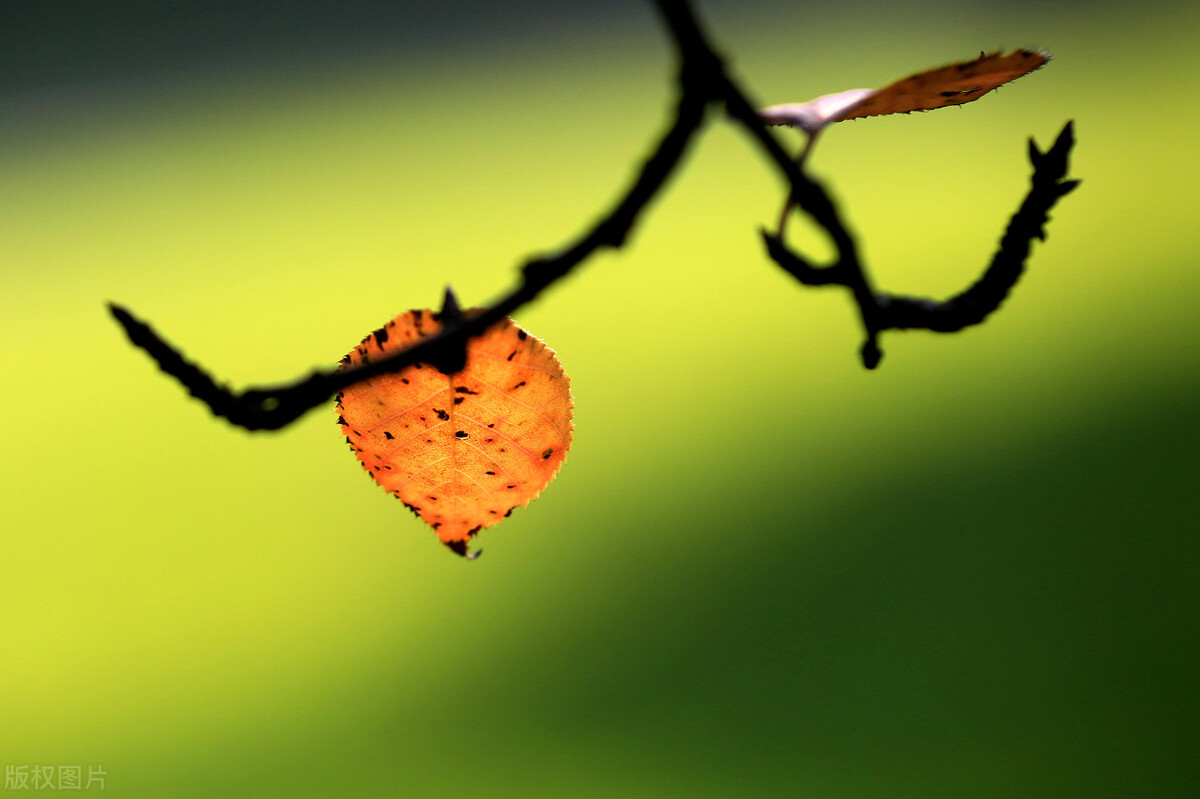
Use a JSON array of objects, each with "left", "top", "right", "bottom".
[
  {"left": 110, "top": 0, "right": 1078, "bottom": 430},
  {"left": 764, "top": 122, "right": 1079, "bottom": 363},
  {"left": 109, "top": 4, "right": 712, "bottom": 431}
]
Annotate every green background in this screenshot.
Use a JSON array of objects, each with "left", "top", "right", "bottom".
[{"left": 2, "top": 1, "right": 1197, "bottom": 796}]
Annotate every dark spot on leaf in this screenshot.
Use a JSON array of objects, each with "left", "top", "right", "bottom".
[
  {"left": 487, "top": 423, "right": 495, "bottom": 428},
  {"left": 507, "top": 351, "right": 517, "bottom": 361},
  {"left": 504, "top": 508, "right": 515, "bottom": 517},
  {"left": 506, "top": 484, "right": 516, "bottom": 490},
  {"left": 517, "top": 329, "right": 527, "bottom": 340},
  {"left": 467, "top": 525, "right": 482, "bottom": 536},
  {"left": 373, "top": 326, "right": 389, "bottom": 347},
  {"left": 455, "top": 430, "right": 469, "bottom": 439},
  {"left": 454, "top": 397, "right": 464, "bottom": 405},
  {"left": 434, "top": 409, "right": 449, "bottom": 421},
  {"left": 542, "top": 448, "right": 554, "bottom": 459},
  {"left": 455, "top": 386, "right": 479, "bottom": 395},
  {"left": 384, "top": 431, "right": 394, "bottom": 440},
  {"left": 401, "top": 377, "right": 410, "bottom": 385},
  {"left": 485, "top": 471, "right": 495, "bottom": 475},
  {"left": 337, "top": 415, "right": 347, "bottom": 426}
]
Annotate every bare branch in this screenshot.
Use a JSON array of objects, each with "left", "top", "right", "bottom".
[
  {"left": 110, "top": 0, "right": 1078, "bottom": 428},
  {"left": 873, "top": 122, "right": 1079, "bottom": 332},
  {"left": 763, "top": 122, "right": 1078, "bottom": 351},
  {"left": 110, "top": 15, "right": 713, "bottom": 431}
]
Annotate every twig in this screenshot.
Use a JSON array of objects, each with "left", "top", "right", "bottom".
[
  {"left": 872, "top": 124, "right": 1079, "bottom": 332},
  {"left": 110, "top": 0, "right": 1078, "bottom": 429},
  {"left": 764, "top": 122, "right": 1079, "bottom": 361},
  {"left": 110, "top": 8, "right": 712, "bottom": 431}
]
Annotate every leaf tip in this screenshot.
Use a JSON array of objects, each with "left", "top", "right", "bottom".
[{"left": 445, "top": 539, "right": 482, "bottom": 559}]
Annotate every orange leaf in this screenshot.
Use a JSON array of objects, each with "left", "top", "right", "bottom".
[{"left": 336, "top": 309, "right": 573, "bottom": 558}]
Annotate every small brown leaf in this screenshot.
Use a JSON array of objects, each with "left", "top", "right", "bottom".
[
  {"left": 761, "top": 50, "right": 1050, "bottom": 134},
  {"left": 336, "top": 310, "right": 573, "bottom": 557}
]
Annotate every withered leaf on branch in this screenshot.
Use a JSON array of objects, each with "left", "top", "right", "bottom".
[{"left": 760, "top": 50, "right": 1049, "bottom": 134}]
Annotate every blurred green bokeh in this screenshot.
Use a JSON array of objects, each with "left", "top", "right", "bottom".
[{"left": 2, "top": 2, "right": 1198, "bottom": 796}]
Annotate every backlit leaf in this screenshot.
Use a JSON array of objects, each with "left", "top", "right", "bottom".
[{"left": 336, "top": 309, "right": 573, "bottom": 558}]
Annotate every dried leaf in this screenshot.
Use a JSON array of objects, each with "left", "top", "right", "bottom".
[
  {"left": 760, "top": 89, "right": 875, "bottom": 134},
  {"left": 336, "top": 309, "right": 573, "bottom": 557},
  {"left": 761, "top": 49, "right": 1050, "bottom": 134}
]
